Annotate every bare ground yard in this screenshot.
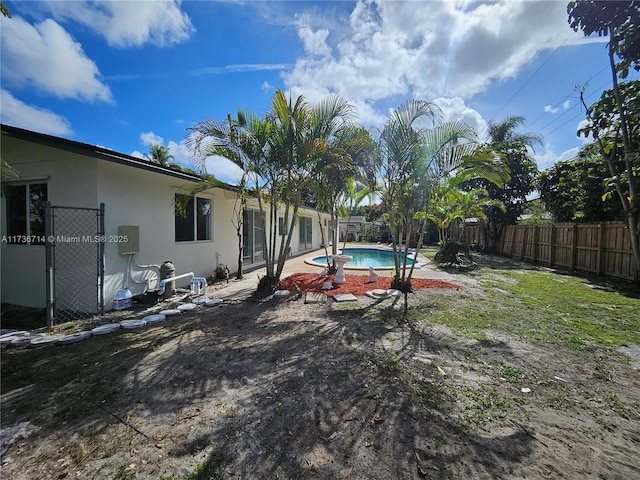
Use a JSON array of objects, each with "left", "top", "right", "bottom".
[{"left": 1, "top": 256, "right": 639, "bottom": 479}]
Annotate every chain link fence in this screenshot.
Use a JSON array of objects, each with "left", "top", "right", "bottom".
[{"left": 45, "top": 203, "right": 105, "bottom": 326}]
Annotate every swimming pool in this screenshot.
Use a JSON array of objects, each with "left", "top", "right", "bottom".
[{"left": 307, "top": 247, "right": 416, "bottom": 270}]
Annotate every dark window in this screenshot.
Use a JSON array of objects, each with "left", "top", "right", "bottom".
[
  {"left": 5, "top": 183, "right": 47, "bottom": 244},
  {"left": 278, "top": 217, "right": 286, "bottom": 236},
  {"left": 175, "top": 194, "right": 211, "bottom": 242}
]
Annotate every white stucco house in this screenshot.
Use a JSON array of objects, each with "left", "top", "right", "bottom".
[
  {"left": 1, "top": 124, "right": 331, "bottom": 318},
  {"left": 338, "top": 216, "right": 366, "bottom": 242}
]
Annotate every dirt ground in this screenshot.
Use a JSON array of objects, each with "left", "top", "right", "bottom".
[{"left": 1, "top": 267, "right": 639, "bottom": 479}]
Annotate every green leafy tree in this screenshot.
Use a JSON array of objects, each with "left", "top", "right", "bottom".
[
  {"left": 568, "top": 0, "right": 640, "bottom": 279},
  {"left": 463, "top": 116, "right": 540, "bottom": 251},
  {"left": 538, "top": 143, "right": 625, "bottom": 222}
]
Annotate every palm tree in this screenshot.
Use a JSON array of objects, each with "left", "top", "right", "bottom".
[
  {"left": 373, "top": 99, "right": 442, "bottom": 307},
  {"left": 312, "top": 149, "right": 358, "bottom": 269},
  {"left": 145, "top": 144, "right": 174, "bottom": 167},
  {"left": 425, "top": 177, "right": 505, "bottom": 242},
  {"left": 186, "top": 89, "right": 357, "bottom": 293},
  {"left": 374, "top": 100, "right": 509, "bottom": 316},
  {"left": 266, "top": 91, "right": 357, "bottom": 289},
  {"left": 186, "top": 109, "right": 273, "bottom": 280}
]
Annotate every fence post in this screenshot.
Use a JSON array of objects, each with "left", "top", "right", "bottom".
[
  {"left": 98, "top": 203, "right": 105, "bottom": 315},
  {"left": 509, "top": 226, "right": 516, "bottom": 258},
  {"left": 597, "top": 222, "right": 606, "bottom": 276},
  {"left": 532, "top": 225, "right": 538, "bottom": 265},
  {"left": 520, "top": 225, "right": 527, "bottom": 260},
  {"left": 549, "top": 223, "right": 556, "bottom": 268},
  {"left": 570, "top": 223, "right": 578, "bottom": 271},
  {"left": 45, "top": 202, "right": 55, "bottom": 328}
]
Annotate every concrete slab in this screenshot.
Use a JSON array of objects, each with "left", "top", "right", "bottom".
[
  {"left": 305, "top": 292, "right": 326, "bottom": 304},
  {"left": 333, "top": 293, "right": 358, "bottom": 302}
]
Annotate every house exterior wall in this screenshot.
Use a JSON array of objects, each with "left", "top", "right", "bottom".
[
  {"left": 1, "top": 136, "right": 99, "bottom": 308},
  {"left": 96, "top": 161, "right": 239, "bottom": 307},
  {"left": 2, "top": 131, "right": 332, "bottom": 313}
]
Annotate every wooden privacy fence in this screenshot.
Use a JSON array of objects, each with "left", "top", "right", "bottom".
[{"left": 458, "top": 222, "right": 637, "bottom": 282}]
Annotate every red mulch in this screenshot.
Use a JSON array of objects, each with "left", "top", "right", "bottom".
[{"left": 279, "top": 273, "right": 461, "bottom": 297}]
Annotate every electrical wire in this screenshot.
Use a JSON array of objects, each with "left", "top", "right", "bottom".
[{"left": 489, "top": 33, "right": 574, "bottom": 123}]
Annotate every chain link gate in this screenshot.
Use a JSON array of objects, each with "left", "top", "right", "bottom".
[{"left": 45, "top": 202, "right": 105, "bottom": 327}]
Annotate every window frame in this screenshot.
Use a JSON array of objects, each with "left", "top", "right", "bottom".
[
  {"left": 4, "top": 182, "right": 48, "bottom": 245},
  {"left": 174, "top": 193, "right": 213, "bottom": 243}
]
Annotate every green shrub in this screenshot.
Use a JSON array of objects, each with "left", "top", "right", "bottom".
[{"left": 434, "top": 240, "right": 474, "bottom": 267}]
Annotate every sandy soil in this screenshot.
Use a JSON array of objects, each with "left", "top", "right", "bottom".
[{"left": 1, "top": 273, "right": 639, "bottom": 479}]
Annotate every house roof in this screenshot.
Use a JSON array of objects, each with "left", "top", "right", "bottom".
[{"left": 1, "top": 123, "right": 223, "bottom": 185}]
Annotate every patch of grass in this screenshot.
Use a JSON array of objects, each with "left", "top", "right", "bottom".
[
  {"left": 458, "top": 386, "right": 528, "bottom": 425},
  {"left": 183, "top": 450, "right": 229, "bottom": 480},
  {"left": 417, "top": 252, "right": 640, "bottom": 351},
  {"left": 496, "top": 361, "right": 525, "bottom": 382},
  {"left": 113, "top": 465, "right": 130, "bottom": 480},
  {"left": 601, "top": 391, "right": 630, "bottom": 419}
]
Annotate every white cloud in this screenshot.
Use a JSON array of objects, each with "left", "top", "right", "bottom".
[
  {"left": 563, "top": 100, "right": 571, "bottom": 110},
  {"left": 544, "top": 105, "right": 559, "bottom": 114},
  {"left": 0, "top": 17, "right": 112, "bottom": 102},
  {"left": 433, "top": 97, "right": 488, "bottom": 140},
  {"left": 140, "top": 131, "right": 164, "bottom": 146},
  {"left": 204, "top": 156, "right": 244, "bottom": 185},
  {"left": 39, "top": 0, "right": 193, "bottom": 47},
  {"left": 261, "top": 81, "right": 274, "bottom": 91},
  {"left": 189, "top": 64, "right": 291, "bottom": 76},
  {"left": 296, "top": 15, "right": 332, "bottom": 57},
  {"left": 0, "top": 89, "right": 72, "bottom": 135},
  {"left": 576, "top": 119, "right": 593, "bottom": 143},
  {"left": 167, "top": 140, "right": 193, "bottom": 165},
  {"left": 284, "top": 0, "right": 584, "bottom": 105},
  {"left": 534, "top": 144, "right": 580, "bottom": 171}
]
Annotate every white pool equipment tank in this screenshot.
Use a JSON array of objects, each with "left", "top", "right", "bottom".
[{"left": 113, "top": 288, "right": 133, "bottom": 311}]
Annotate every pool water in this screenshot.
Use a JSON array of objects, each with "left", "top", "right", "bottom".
[{"left": 312, "top": 248, "right": 414, "bottom": 269}]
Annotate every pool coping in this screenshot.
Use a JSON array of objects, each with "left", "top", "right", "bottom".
[{"left": 304, "top": 246, "right": 423, "bottom": 271}]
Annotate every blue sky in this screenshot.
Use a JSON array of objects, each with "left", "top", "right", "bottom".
[{"left": 2, "top": 0, "right": 637, "bottom": 184}]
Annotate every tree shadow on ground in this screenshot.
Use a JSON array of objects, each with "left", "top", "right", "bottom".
[{"left": 1, "top": 295, "right": 537, "bottom": 479}]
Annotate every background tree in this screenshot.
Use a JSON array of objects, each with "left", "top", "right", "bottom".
[
  {"left": 145, "top": 144, "right": 174, "bottom": 166},
  {"left": 425, "top": 176, "right": 505, "bottom": 243},
  {"left": 538, "top": 143, "right": 625, "bottom": 222},
  {"left": 463, "top": 116, "right": 540, "bottom": 251},
  {"left": 339, "top": 179, "right": 371, "bottom": 249},
  {"left": 568, "top": 0, "right": 640, "bottom": 279}
]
